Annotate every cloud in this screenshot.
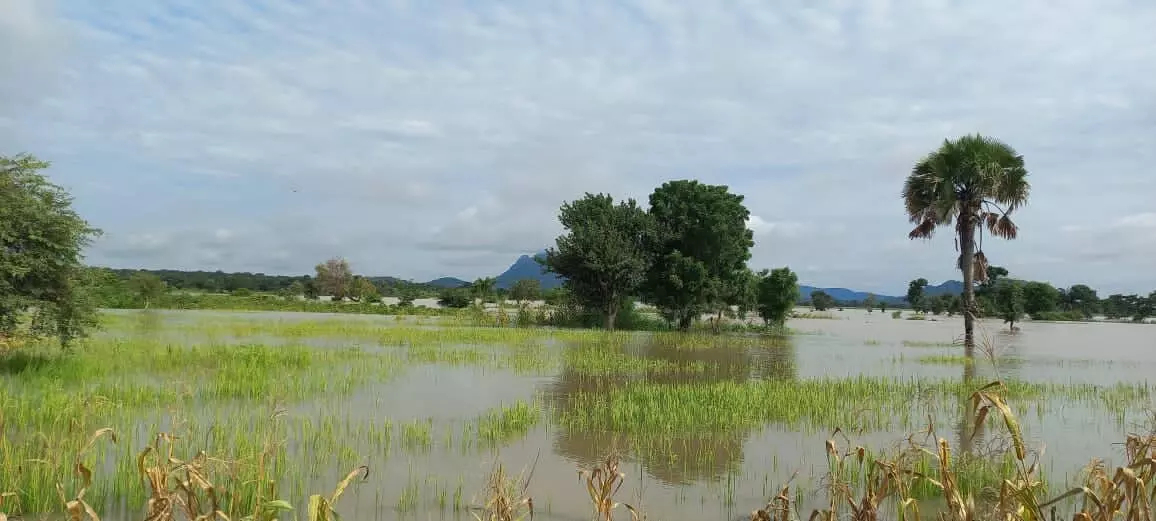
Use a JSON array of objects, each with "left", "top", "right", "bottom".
[{"left": 3, "top": 0, "right": 1155, "bottom": 292}]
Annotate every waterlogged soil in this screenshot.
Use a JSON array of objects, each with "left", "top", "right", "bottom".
[{"left": 31, "top": 310, "right": 1156, "bottom": 520}]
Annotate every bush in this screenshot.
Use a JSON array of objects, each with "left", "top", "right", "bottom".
[
  {"left": 1031, "top": 310, "right": 1085, "bottom": 322},
  {"left": 437, "top": 288, "right": 472, "bottom": 309}
]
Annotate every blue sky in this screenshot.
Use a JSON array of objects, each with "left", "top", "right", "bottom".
[{"left": 3, "top": 0, "right": 1155, "bottom": 295}]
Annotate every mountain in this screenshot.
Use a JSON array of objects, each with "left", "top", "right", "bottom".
[
  {"left": 923, "top": 280, "right": 965, "bottom": 297},
  {"left": 424, "top": 277, "right": 470, "bottom": 288},
  {"left": 798, "top": 286, "right": 905, "bottom": 305},
  {"left": 494, "top": 251, "right": 565, "bottom": 290},
  {"left": 796, "top": 280, "right": 964, "bottom": 305}
]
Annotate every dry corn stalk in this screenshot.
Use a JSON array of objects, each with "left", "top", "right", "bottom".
[
  {"left": 579, "top": 452, "right": 639, "bottom": 521},
  {"left": 472, "top": 461, "right": 534, "bottom": 521},
  {"left": 306, "top": 466, "right": 369, "bottom": 521}
]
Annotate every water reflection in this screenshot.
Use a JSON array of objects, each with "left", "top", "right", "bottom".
[{"left": 544, "top": 333, "right": 797, "bottom": 485}]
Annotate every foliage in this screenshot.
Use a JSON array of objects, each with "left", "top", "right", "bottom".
[
  {"left": 756, "top": 267, "right": 798, "bottom": 328},
  {"left": 471, "top": 277, "right": 497, "bottom": 303},
  {"left": 509, "top": 279, "right": 541, "bottom": 304},
  {"left": 542, "top": 193, "right": 653, "bottom": 330},
  {"left": 0, "top": 153, "right": 102, "bottom": 348},
  {"left": 862, "top": 293, "right": 876, "bottom": 312},
  {"left": 994, "top": 280, "right": 1025, "bottom": 329},
  {"left": 1022, "top": 281, "right": 1060, "bottom": 319},
  {"left": 438, "top": 288, "right": 473, "bottom": 309},
  {"left": 314, "top": 258, "right": 354, "bottom": 300},
  {"left": 351, "top": 276, "right": 379, "bottom": 302},
  {"left": 397, "top": 286, "right": 416, "bottom": 307},
  {"left": 809, "top": 290, "right": 835, "bottom": 311},
  {"left": 1059, "top": 284, "right": 1099, "bottom": 318},
  {"left": 903, "top": 134, "right": 1030, "bottom": 353},
  {"left": 906, "top": 278, "right": 928, "bottom": 313},
  {"left": 127, "top": 272, "right": 167, "bottom": 308},
  {"left": 642, "top": 180, "right": 754, "bottom": 330}
]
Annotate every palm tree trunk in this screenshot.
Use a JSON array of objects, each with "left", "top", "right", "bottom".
[{"left": 959, "top": 211, "right": 976, "bottom": 358}]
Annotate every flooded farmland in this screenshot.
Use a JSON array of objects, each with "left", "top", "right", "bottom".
[{"left": 3, "top": 308, "right": 1154, "bottom": 521}]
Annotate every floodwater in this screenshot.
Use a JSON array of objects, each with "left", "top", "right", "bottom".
[{"left": 48, "top": 310, "right": 1156, "bottom": 519}]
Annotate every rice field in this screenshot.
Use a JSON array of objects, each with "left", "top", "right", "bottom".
[{"left": 2, "top": 308, "right": 1155, "bottom": 521}]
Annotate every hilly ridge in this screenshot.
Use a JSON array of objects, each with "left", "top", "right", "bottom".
[{"left": 443, "top": 250, "right": 963, "bottom": 303}]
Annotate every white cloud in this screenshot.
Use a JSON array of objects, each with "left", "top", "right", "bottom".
[{"left": 3, "top": 0, "right": 1155, "bottom": 292}]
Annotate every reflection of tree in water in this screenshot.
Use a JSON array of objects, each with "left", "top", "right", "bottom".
[{"left": 543, "top": 333, "right": 797, "bottom": 485}]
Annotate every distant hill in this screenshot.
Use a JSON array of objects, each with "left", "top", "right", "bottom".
[
  {"left": 798, "top": 286, "right": 905, "bottom": 305},
  {"left": 424, "top": 277, "right": 470, "bottom": 288},
  {"left": 923, "top": 280, "right": 965, "bottom": 297},
  {"left": 494, "top": 251, "right": 565, "bottom": 290},
  {"left": 797, "top": 280, "right": 963, "bottom": 305}
]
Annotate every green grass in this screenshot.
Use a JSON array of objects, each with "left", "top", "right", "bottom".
[
  {"left": 915, "top": 354, "right": 975, "bottom": 366},
  {"left": 556, "top": 377, "right": 1150, "bottom": 435},
  {"left": 902, "top": 339, "right": 957, "bottom": 348}
]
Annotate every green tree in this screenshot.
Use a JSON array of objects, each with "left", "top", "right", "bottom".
[
  {"left": 930, "top": 294, "right": 947, "bottom": 315},
  {"left": 1022, "top": 281, "right": 1059, "bottom": 318},
  {"left": 994, "top": 280, "right": 1025, "bottom": 329},
  {"left": 641, "top": 180, "right": 754, "bottom": 331},
  {"left": 1135, "top": 292, "right": 1155, "bottom": 323},
  {"left": 730, "top": 268, "right": 761, "bottom": 320},
  {"left": 397, "top": 285, "right": 417, "bottom": 307},
  {"left": 1, "top": 154, "right": 102, "bottom": 348},
  {"left": 509, "top": 279, "right": 541, "bottom": 304},
  {"left": 470, "top": 277, "right": 497, "bottom": 303},
  {"left": 810, "top": 290, "right": 835, "bottom": 312},
  {"left": 880, "top": 301, "right": 887, "bottom": 313},
  {"left": 906, "top": 278, "right": 928, "bottom": 312},
  {"left": 315, "top": 258, "right": 354, "bottom": 300},
  {"left": 437, "top": 288, "right": 471, "bottom": 308},
  {"left": 542, "top": 193, "right": 653, "bottom": 330},
  {"left": 281, "top": 281, "right": 305, "bottom": 299},
  {"left": 1064, "top": 284, "right": 1099, "bottom": 317},
  {"left": 948, "top": 294, "right": 963, "bottom": 316},
  {"left": 863, "top": 293, "right": 877, "bottom": 313},
  {"left": 128, "top": 272, "right": 167, "bottom": 309},
  {"left": 903, "top": 134, "right": 1031, "bottom": 356},
  {"left": 352, "top": 277, "right": 379, "bottom": 302},
  {"left": 756, "top": 267, "right": 799, "bottom": 328}
]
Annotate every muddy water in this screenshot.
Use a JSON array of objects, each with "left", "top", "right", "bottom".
[{"left": 94, "top": 309, "right": 1155, "bottom": 521}]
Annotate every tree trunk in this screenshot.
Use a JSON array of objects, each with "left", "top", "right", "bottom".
[
  {"left": 678, "top": 311, "right": 694, "bottom": 331},
  {"left": 959, "top": 209, "right": 977, "bottom": 357},
  {"left": 605, "top": 301, "right": 617, "bottom": 331}
]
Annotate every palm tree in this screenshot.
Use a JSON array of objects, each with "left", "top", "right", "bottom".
[{"left": 902, "top": 134, "right": 1030, "bottom": 356}]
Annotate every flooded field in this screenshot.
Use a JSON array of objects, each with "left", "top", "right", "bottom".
[{"left": 3, "top": 308, "right": 1154, "bottom": 520}]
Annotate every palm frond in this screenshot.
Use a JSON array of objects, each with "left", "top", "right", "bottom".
[
  {"left": 988, "top": 214, "right": 1018, "bottom": 240},
  {"left": 908, "top": 220, "right": 936, "bottom": 240}
]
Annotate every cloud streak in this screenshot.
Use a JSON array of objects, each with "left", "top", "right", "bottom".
[{"left": 4, "top": 0, "right": 1156, "bottom": 294}]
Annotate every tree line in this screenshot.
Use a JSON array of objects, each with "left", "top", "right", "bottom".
[{"left": 902, "top": 267, "right": 1155, "bottom": 325}]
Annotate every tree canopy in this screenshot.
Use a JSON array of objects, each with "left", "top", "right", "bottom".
[
  {"left": 756, "top": 267, "right": 799, "bottom": 327},
  {"left": 810, "top": 290, "right": 835, "bottom": 312},
  {"left": 542, "top": 193, "right": 653, "bottom": 330},
  {"left": 1, "top": 154, "right": 102, "bottom": 347},
  {"left": 314, "top": 258, "right": 354, "bottom": 300},
  {"left": 906, "top": 278, "right": 928, "bottom": 313},
  {"left": 642, "top": 180, "right": 754, "bottom": 330}
]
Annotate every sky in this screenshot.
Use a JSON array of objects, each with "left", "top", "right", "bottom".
[{"left": 3, "top": 0, "right": 1155, "bottom": 296}]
